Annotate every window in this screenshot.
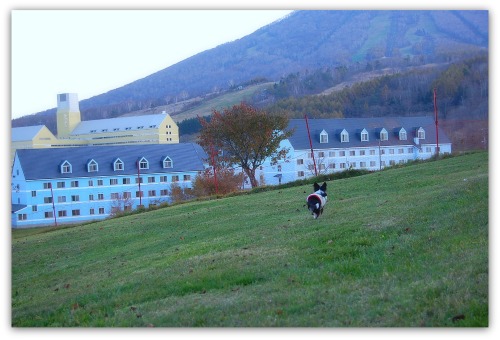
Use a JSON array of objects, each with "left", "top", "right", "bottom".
[
  {"left": 360, "top": 150, "right": 366, "bottom": 156},
  {"left": 123, "top": 178, "right": 131, "bottom": 184},
  {"left": 350, "top": 151, "right": 355, "bottom": 156},
  {"left": 90, "top": 208, "right": 95, "bottom": 215},
  {"left": 399, "top": 128, "right": 407, "bottom": 140},
  {"left": 110, "top": 179, "right": 118, "bottom": 185},
  {"left": 71, "top": 195, "right": 80, "bottom": 202},
  {"left": 18, "top": 214, "right": 27, "bottom": 221},
  {"left": 111, "top": 193, "right": 120, "bottom": 200},
  {"left": 148, "top": 177, "right": 156, "bottom": 183},
  {"left": 278, "top": 165, "right": 282, "bottom": 172},
  {"left": 43, "top": 183, "right": 51, "bottom": 189},
  {"left": 329, "top": 163, "right": 336, "bottom": 169},
  {"left": 148, "top": 190, "right": 157, "bottom": 197},
  {"left": 370, "top": 150, "right": 376, "bottom": 156},
  {"left": 360, "top": 162, "right": 367, "bottom": 168},
  {"left": 320, "top": 130, "right": 328, "bottom": 143},
  {"left": 99, "top": 208, "right": 105, "bottom": 214},
  {"left": 114, "top": 159, "right": 124, "bottom": 171},
  {"left": 329, "top": 151, "right": 335, "bottom": 157},
  {"left": 72, "top": 210, "right": 81, "bottom": 216},
  {"left": 341, "top": 129, "right": 349, "bottom": 143},
  {"left": 58, "top": 211, "right": 67, "bottom": 217},
  {"left": 340, "top": 163, "right": 346, "bottom": 169},
  {"left": 417, "top": 127, "right": 426, "bottom": 139},
  {"left": 318, "top": 151, "right": 325, "bottom": 158},
  {"left": 87, "top": 159, "right": 98, "bottom": 172},
  {"left": 163, "top": 156, "right": 173, "bottom": 168},
  {"left": 89, "top": 194, "right": 94, "bottom": 201},
  {"left": 370, "top": 161, "right": 376, "bottom": 167},
  {"left": 298, "top": 171, "right": 305, "bottom": 177},
  {"left": 361, "top": 128, "right": 369, "bottom": 142},
  {"left": 160, "top": 176, "right": 168, "bottom": 182},
  {"left": 123, "top": 192, "right": 131, "bottom": 199},
  {"left": 71, "top": 181, "right": 79, "bottom": 188},
  {"left": 89, "top": 180, "right": 94, "bottom": 187},
  {"left": 57, "top": 182, "right": 65, "bottom": 188},
  {"left": 135, "top": 177, "right": 143, "bottom": 184},
  {"left": 172, "top": 175, "right": 179, "bottom": 182},
  {"left": 98, "top": 193, "right": 104, "bottom": 200},
  {"left": 45, "top": 211, "right": 53, "bottom": 218},
  {"left": 61, "top": 161, "right": 72, "bottom": 174},
  {"left": 380, "top": 128, "right": 388, "bottom": 141},
  {"left": 44, "top": 197, "right": 53, "bottom": 204},
  {"left": 183, "top": 175, "right": 191, "bottom": 181},
  {"left": 136, "top": 191, "right": 143, "bottom": 198},
  {"left": 138, "top": 157, "right": 149, "bottom": 170},
  {"left": 32, "top": 205, "right": 37, "bottom": 212},
  {"left": 297, "top": 159, "right": 304, "bottom": 165},
  {"left": 58, "top": 196, "right": 66, "bottom": 203},
  {"left": 161, "top": 189, "right": 169, "bottom": 196},
  {"left": 31, "top": 191, "right": 36, "bottom": 197}
]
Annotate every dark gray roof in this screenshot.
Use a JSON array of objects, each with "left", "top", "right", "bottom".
[
  {"left": 287, "top": 116, "right": 451, "bottom": 149},
  {"left": 15, "top": 143, "right": 207, "bottom": 180}
]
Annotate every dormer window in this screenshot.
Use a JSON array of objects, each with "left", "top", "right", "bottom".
[
  {"left": 320, "top": 130, "right": 328, "bottom": 143},
  {"left": 60, "top": 160, "right": 72, "bottom": 174},
  {"left": 114, "top": 158, "right": 124, "bottom": 171},
  {"left": 138, "top": 157, "right": 149, "bottom": 170},
  {"left": 163, "top": 156, "right": 173, "bottom": 168},
  {"left": 417, "top": 127, "right": 425, "bottom": 139},
  {"left": 361, "top": 128, "right": 369, "bottom": 142},
  {"left": 87, "top": 159, "right": 98, "bottom": 172},
  {"left": 380, "top": 128, "right": 388, "bottom": 141},
  {"left": 340, "top": 129, "right": 349, "bottom": 143},
  {"left": 399, "top": 128, "right": 407, "bottom": 141}
]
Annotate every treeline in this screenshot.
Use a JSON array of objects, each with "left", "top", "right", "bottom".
[{"left": 266, "top": 54, "right": 488, "bottom": 120}]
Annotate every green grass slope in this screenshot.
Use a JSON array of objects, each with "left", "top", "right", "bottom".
[{"left": 12, "top": 152, "right": 488, "bottom": 327}]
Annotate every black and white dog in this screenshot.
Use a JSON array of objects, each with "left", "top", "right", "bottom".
[{"left": 306, "top": 182, "right": 328, "bottom": 219}]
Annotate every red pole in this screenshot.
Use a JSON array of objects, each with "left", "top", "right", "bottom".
[
  {"left": 136, "top": 160, "right": 142, "bottom": 206},
  {"left": 433, "top": 88, "right": 439, "bottom": 155},
  {"left": 49, "top": 183, "right": 57, "bottom": 227},
  {"left": 304, "top": 114, "right": 318, "bottom": 176},
  {"left": 209, "top": 143, "right": 219, "bottom": 195}
]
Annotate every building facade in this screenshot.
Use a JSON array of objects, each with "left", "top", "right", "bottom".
[
  {"left": 11, "top": 143, "right": 207, "bottom": 228},
  {"left": 253, "top": 116, "right": 452, "bottom": 187}
]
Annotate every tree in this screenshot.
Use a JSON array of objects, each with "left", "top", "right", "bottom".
[{"left": 198, "top": 103, "right": 294, "bottom": 188}]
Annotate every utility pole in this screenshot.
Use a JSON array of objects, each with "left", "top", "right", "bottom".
[
  {"left": 304, "top": 114, "right": 318, "bottom": 176},
  {"left": 433, "top": 88, "right": 439, "bottom": 156}
]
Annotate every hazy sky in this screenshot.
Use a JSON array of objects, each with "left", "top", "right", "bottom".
[{"left": 11, "top": 9, "right": 293, "bottom": 119}]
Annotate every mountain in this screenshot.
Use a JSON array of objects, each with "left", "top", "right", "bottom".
[{"left": 12, "top": 10, "right": 488, "bottom": 128}]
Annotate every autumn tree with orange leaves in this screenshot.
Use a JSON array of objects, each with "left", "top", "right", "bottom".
[{"left": 198, "top": 103, "right": 294, "bottom": 188}]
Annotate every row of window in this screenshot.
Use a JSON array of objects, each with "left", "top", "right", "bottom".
[
  {"left": 40, "top": 174, "right": 191, "bottom": 191},
  {"left": 298, "top": 147, "right": 417, "bottom": 162},
  {"left": 296, "top": 159, "right": 409, "bottom": 176},
  {"left": 319, "top": 127, "right": 425, "bottom": 143},
  {"left": 38, "top": 189, "right": 171, "bottom": 205},
  {"left": 60, "top": 156, "right": 174, "bottom": 174},
  {"left": 88, "top": 124, "right": 174, "bottom": 133}
]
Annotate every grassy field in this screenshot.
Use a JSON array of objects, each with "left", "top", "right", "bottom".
[
  {"left": 172, "top": 82, "right": 274, "bottom": 122},
  {"left": 11, "top": 152, "right": 488, "bottom": 327}
]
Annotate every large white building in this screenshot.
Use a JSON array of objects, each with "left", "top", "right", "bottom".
[{"left": 254, "top": 116, "right": 452, "bottom": 187}]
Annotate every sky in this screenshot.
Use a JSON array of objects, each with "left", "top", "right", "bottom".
[{"left": 11, "top": 9, "right": 293, "bottom": 119}]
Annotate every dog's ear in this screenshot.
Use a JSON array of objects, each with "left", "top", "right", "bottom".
[
  {"left": 313, "top": 182, "right": 320, "bottom": 191},
  {"left": 320, "top": 182, "right": 327, "bottom": 191}
]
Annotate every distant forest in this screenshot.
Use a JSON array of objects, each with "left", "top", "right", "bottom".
[{"left": 176, "top": 53, "right": 487, "bottom": 137}]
